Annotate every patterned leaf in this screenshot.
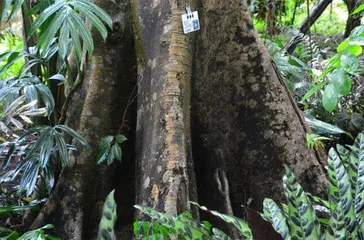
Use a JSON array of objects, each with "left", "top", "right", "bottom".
[
  {"left": 325, "top": 202, "right": 346, "bottom": 240},
  {"left": 97, "top": 190, "right": 117, "bottom": 240},
  {"left": 328, "top": 149, "right": 358, "bottom": 236},
  {"left": 355, "top": 135, "right": 364, "bottom": 221},
  {"left": 262, "top": 198, "right": 291, "bottom": 240},
  {"left": 283, "top": 166, "right": 323, "bottom": 239},
  {"left": 348, "top": 134, "right": 362, "bottom": 193}
]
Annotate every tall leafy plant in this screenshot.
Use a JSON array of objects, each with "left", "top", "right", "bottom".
[{"left": 28, "top": 0, "right": 112, "bottom": 60}]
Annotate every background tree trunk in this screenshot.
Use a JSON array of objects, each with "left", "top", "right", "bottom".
[
  {"left": 343, "top": 0, "right": 363, "bottom": 38},
  {"left": 192, "top": 0, "right": 328, "bottom": 227},
  {"left": 131, "top": 0, "right": 198, "bottom": 217},
  {"left": 30, "top": 0, "right": 137, "bottom": 238},
  {"left": 285, "top": 0, "right": 332, "bottom": 53}
]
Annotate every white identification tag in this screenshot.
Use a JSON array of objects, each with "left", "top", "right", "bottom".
[{"left": 182, "top": 11, "right": 200, "bottom": 34}]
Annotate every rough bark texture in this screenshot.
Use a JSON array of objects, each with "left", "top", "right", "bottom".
[
  {"left": 131, "top": 0, "right": 198, "bottom": 216},
  {"left": 192, "top": 0, "right": 328, "bottom": 224},
  {"left": 31, "top": 0, "right": 136, "bottom": 238},
  {"left": 344, "top": 0, "right": 363, "bottom": 38}
]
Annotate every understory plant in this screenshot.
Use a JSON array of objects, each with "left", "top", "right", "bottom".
[{"left": 263, "top": 133, "right": 364, "bottom": 239}]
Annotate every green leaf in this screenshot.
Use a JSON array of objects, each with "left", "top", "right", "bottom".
[
  {"left": 330, "top": 68, "right": 351, "bottom": 96},
  {"left": 212, "top": 228, "right": 232, "bottom": 240},
  {"left": 107, "top": 146, "right": 115, "bottom": 165},
  {"left": 337, "top": 40, "right": 349, "bottom": 53},
  {"left": 18, "top": 224, "right": 58, "bottom": 240},
  {"left": 0, "top": 226, "right": 20, "bottom": 240},
  {"left": 53, "top": 131, "right": 69, "bottom": 167},
  {"left": 71, "top": 1, "right": 109, "bottom": 40},
  {"left": 328, "top": 148, "right": 358, "bottom": 235},
  {"left": 70, "top": 0, "right": 113, "bottom": 28},
  {"left": 0, "top": 204, "right": 40, "bottom": 215},
  {"left": 352, "top": 4, "right": 364, "bottom": 14},
  {"left": 28, "top": 0, "right": 112, "bottom": 59},
  {"left": 19, "top": 157, "right": 40, "bottom": 196},
  {"left": 112, "top": 143, "right": 122, "bottom": 161},
  {"left": 49, "top": 74, "right": 66, "bottom": 81},
  {"left": 283, "top": 166, "right": 323, "bottom": 239},
  {"left": 323, "top": 84, "right": 339, "bottom": 112},
  {"left": 348, "top": 134, "right": 362, "bottom": 193},
  {"left": 340, "top": 52, "right": 358, "bottom": 73},
  {"left": 116, "top": 134, "right": 127, "bottom": 144},
  {"left": 304, "top": 114, "right": 349, "bottom": 136},
  {"left": 58, "top": 17, "right": 70, "bottom": 60},
  {"left": 262, "top": 198, "right": 291, "bottom": 240},
  {"left": 34, "top": 84, "right": 55, "bottom": 117},
  {"left": 301, "top": 80, "right": 327, "bottom": 103},
  {"left": 97, "top": 190, "right": 117, "bottom": 240},
  {"left": 135, "top": 205, "right": 214, "bottom": 240},
  {"left": 347, "top": 45, "right": 362, "bottom": 56},
  {"left": 39, "top": 133, "right": 54, "bottom": 168},
  {"left": 97, "top": 136, "right": 115, "bottom": 165},
  {"left": 55, "top": 125, "right": 89, "bottom": 148},
  {"left": 355, "top": 134, "right": 364, "bottom": 220},
  {"left": 69, "top": 9, "right": 94, "bottom": 55},
  {"left": 325, "top": 201, "right": 345, "bottom": 240},
  {"left": 190, "top": 202, "right": 253, "bottom": 239},
  {"left": 28, "top": 1, "right": 67, "bottom": 37}
]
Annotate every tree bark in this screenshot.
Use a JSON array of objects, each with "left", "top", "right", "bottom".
[
  {"left": 30, "top": 0, "right": 137, "bottom": 238},
  {"left": 131, "top": 0, "right": 198, "bottom": 216},
  {"left": 285, "top": 0, "right": 332, "bottom": 53},
  {"left": 192, "top": 0, "right": 328, "bottom": 223}
]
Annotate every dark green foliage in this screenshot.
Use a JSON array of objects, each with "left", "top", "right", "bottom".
[
  {"left": 0, "top": 125, "right": 88, "bottom": 196},
  {"left": 0, "top": 75, "right": 55, "bottom": 116},
  {"left": 28, "top": 0, "right": 113, "bottom": 60},
  {"left": 97, "top": 135, "right": 127, "bottom": 165}
]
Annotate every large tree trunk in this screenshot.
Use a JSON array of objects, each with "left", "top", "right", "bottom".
[
  {"left": 192, "top": 0, "right": 328, "bottom": 226},
  {"left": 28, "top": 0, "right": 331, "bottom": 238},
  {"left": 30, "top": 0, "right": 137, "bottom": 238},
  {"left": 131, "top": 0, "right": 198, "bottom": 216}
]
